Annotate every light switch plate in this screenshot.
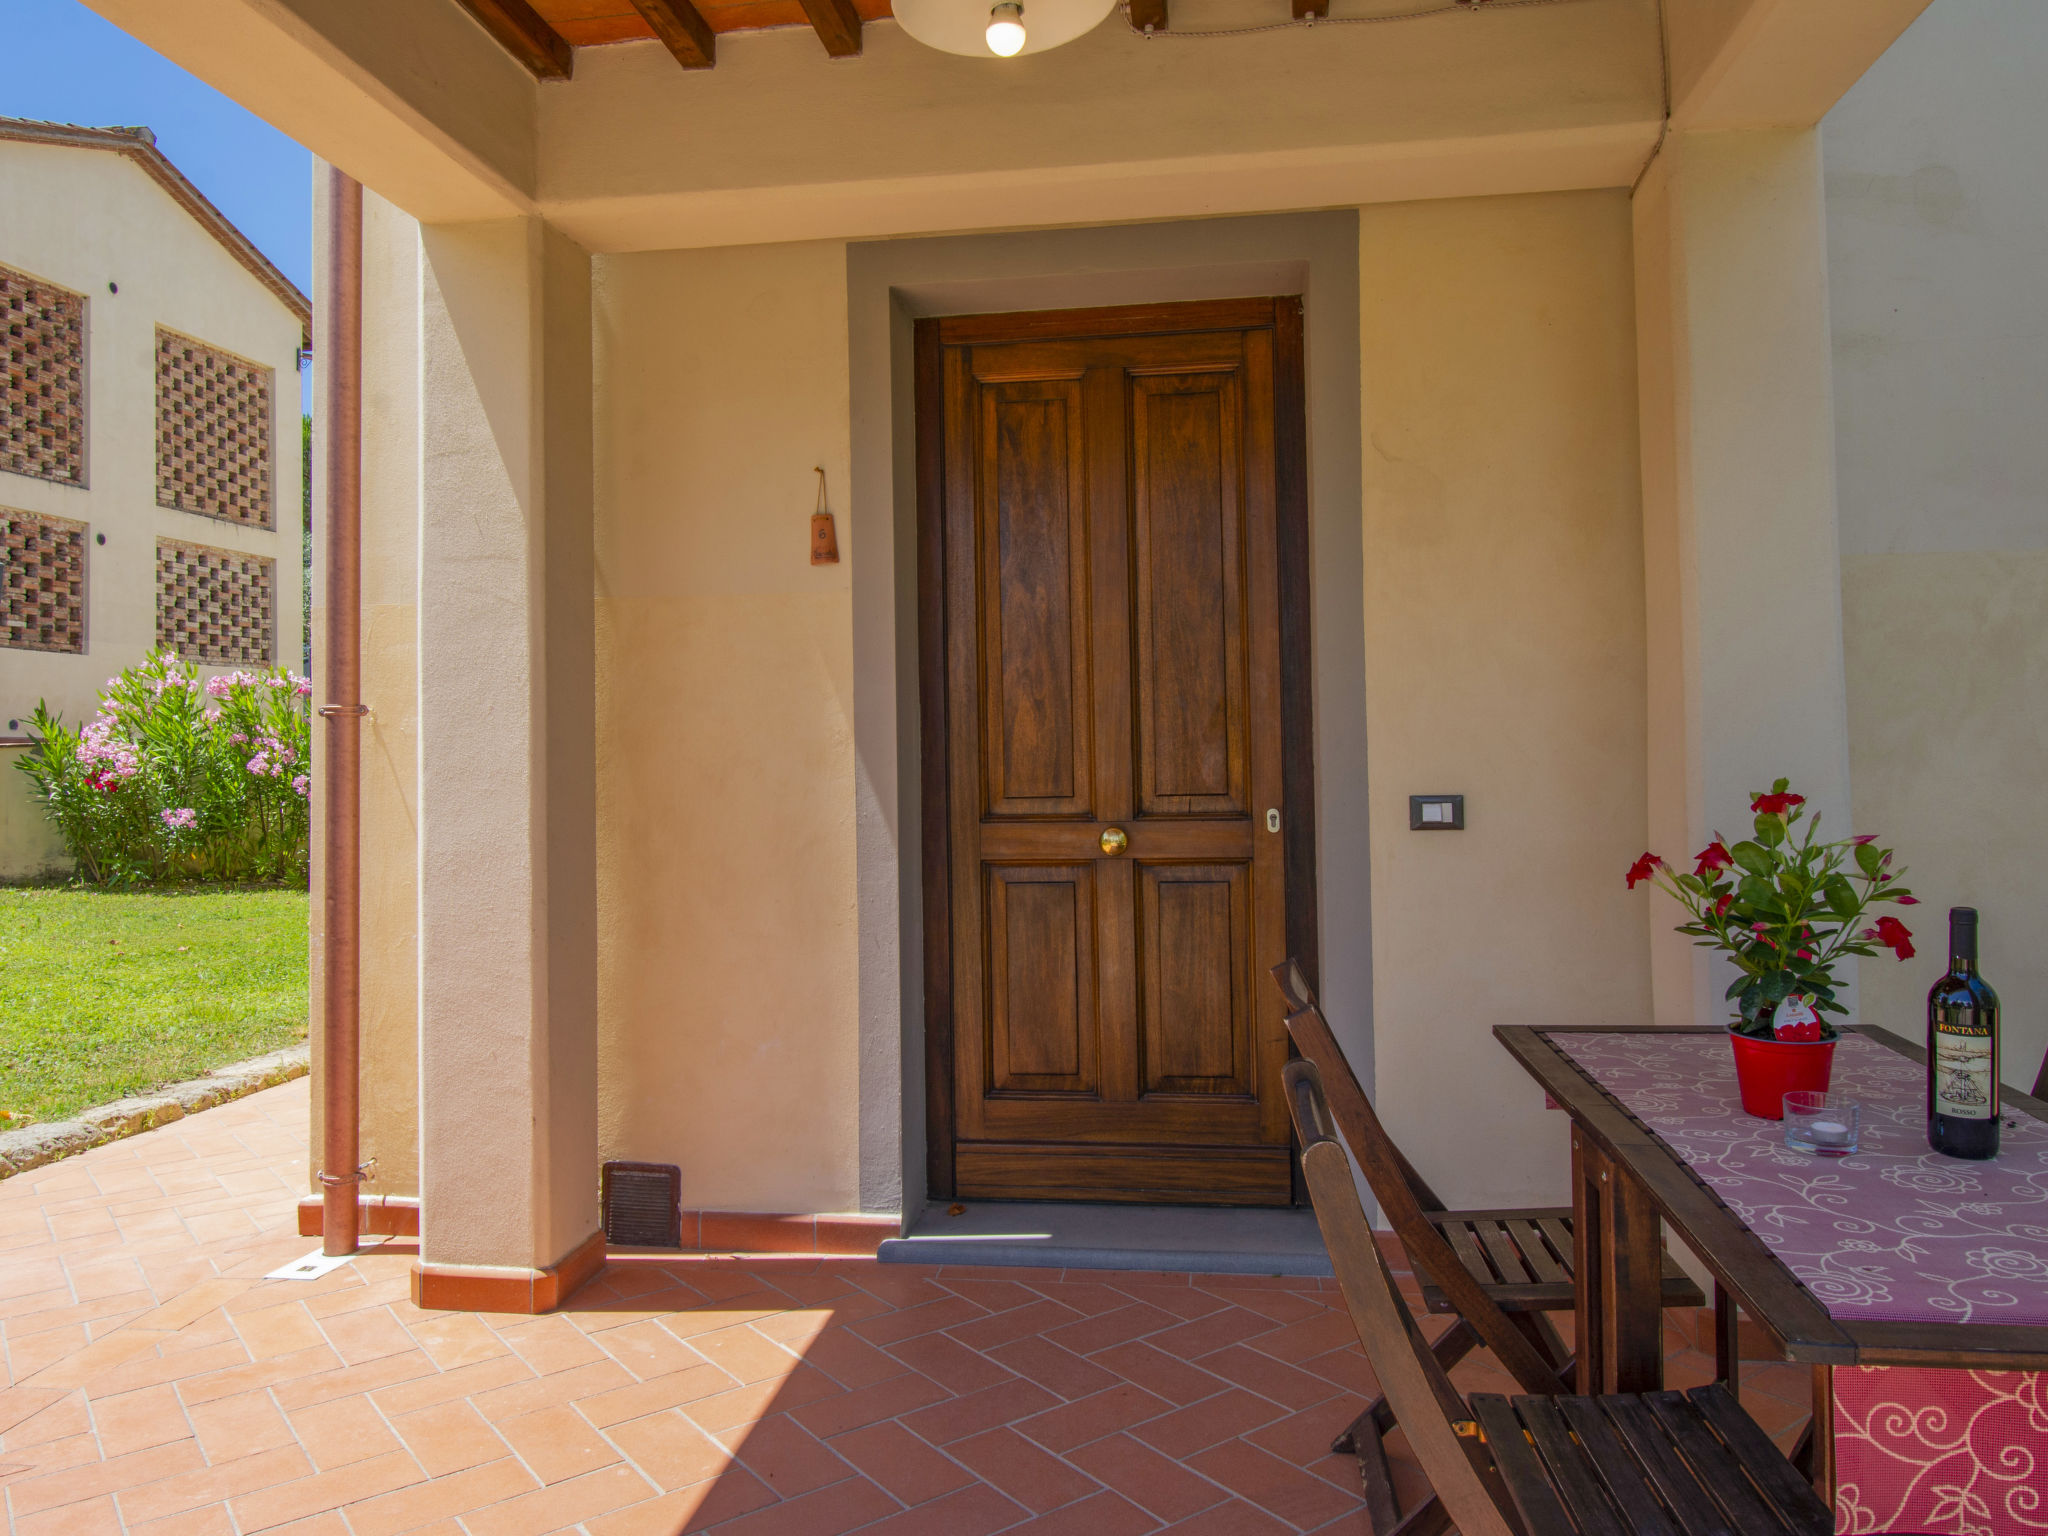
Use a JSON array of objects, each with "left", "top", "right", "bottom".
[{"left": 1409, "top": 794, "right": 1464, "bottom": 830}]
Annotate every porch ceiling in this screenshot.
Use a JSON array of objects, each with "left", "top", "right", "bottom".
[{"left": 462, "top": 0, "right": 899, "bottom": 70}]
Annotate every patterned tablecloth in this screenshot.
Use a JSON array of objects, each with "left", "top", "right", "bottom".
[{"left": 1551, "top": 1030, "right": 2048, "bottom": 1535}]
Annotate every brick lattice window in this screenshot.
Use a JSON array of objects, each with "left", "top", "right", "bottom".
[
  {"left": 157, "top": 538, "right": 273, "bottom": 665},
  {"left": 156, "top": 329, "right": 272, "bottom": 528},
  {"left": 2, "top": 507, "right": 86, "bottom": 653},
  {"left": 2, "top": 264, "right": 87, "bottom": 486}
]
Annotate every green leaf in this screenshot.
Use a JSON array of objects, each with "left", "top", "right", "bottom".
[
  {"left": 1754, "top": 814, "right": 1784, "bottom": 847},
  {"left": 1854, "top": 840, "right": 1884, "bottom": 878},
  {"left": 1823, "top": 875, "right": 1859, "bottom": 918},
  {"left": 1738, "top": 876, "right": 1782, "bottom": 915},
  {"left": 1731, "top": 841, "right": 1774, "bottom": 879}
]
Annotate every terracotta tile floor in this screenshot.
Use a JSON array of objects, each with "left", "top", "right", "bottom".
[{"left": 0, "top": 1079, "right": 1813, "bottom": 1533}]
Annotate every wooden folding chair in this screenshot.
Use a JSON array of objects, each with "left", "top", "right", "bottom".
[
  {"left": 1270, "top": 959, "right": 1706, "bottom": 1524},
  {"left": 1287, "top": 1058, "right": 1833, "bottom": 1536}
]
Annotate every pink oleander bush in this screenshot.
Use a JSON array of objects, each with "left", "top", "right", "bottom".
[{"left": 16, "top": 651, "right": 312, "bottom": 885}]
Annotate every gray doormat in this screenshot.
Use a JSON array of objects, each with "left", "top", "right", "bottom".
[{"left": 878, "top": 1200, "right": 1333, "bottom": 1277}]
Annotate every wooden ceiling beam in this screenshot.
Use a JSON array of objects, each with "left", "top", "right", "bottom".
[
  {"left": 797, "top": 0, "right": 864, "bottom": 57},
  {"left": 450, "top": 0, "right": 573, "bottom": 80},
  {"left": 629, "top": 0, "right": 718, "bottom": 68},
  {"left": 1128, "top": 0, "right": 1168, "bottom": 32}
]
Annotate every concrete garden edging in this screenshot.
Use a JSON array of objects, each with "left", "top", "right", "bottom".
[{"left": 0, "top": 1042, "right": 309, "bottom": 1179}]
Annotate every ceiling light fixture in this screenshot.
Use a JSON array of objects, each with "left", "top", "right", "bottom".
[
  {"left": 894, "top": 0, "right": 1115, "bottom": 58},
  {"left": 985, "top": 1, "right": 1027, "bottom": 55}
]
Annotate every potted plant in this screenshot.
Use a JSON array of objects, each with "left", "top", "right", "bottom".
[{"left": 1626, "top": 780, "right": 1919, "bottom": 1118}]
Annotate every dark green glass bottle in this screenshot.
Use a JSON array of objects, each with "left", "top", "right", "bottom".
[{"left": 1927, "top": 907, "right": 2000, "bottom": 1160}]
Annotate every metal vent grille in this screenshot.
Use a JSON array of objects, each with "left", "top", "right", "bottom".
[{"left": 602, "top": 1161, "right": 681, "bottom": 1248}]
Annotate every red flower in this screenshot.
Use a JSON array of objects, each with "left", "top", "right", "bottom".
[
  {"left": 1795, "top": 948, "right": 1813, "bottom": 960},
  {"left": 1693, "top": 842, "right": 1734, "bottom": 878},
  {"left": 1851, "top": 834, "right": 1878, "bottom": 845},
  {"left": 1712, "top": 894, "right": 1734, "bottom": 917},
  {"left": 1752, "top": 791, "right": 1806, "bottom": 815},
  {"left": 1626, "top": 853, "right": 1664, "bottom": 890},
  {"left": 1750, "top": 922, "right": 1778, "bottom": 949},
  {"left": 1863, "top": 916, "right": 1915, "bottom": 960},
  {"left": 1895, "top": 894, "right": 1919, "bottom": 905}
]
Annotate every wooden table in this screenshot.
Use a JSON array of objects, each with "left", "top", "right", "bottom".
[{"left": 1497, "top": 1025, "right": 2048, "bottom": 1531}]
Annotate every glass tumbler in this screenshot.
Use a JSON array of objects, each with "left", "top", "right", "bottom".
[{"left": 1784, "top": 1091, "right": 1861, "bottom": 1156}]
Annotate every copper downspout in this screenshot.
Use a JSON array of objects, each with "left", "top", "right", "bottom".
[{"left": 318, "top": 168, "right": 365, "bottom": 1257}]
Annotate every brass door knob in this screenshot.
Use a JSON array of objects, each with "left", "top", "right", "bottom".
[{"left": 1100, "top": 827, "right": 1129, "bottom": 856}]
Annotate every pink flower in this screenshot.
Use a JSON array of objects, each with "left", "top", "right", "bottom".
[
  {"left": 291, "top": 774, "right": 309, "bottom": 797},
  {"left": 160, "top": 807, "right": 198, "bottom": 831}
]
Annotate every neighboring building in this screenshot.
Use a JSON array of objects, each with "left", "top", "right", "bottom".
[
  {"left": 73, "top": 0, "right": 2037, "bottom": 1317},
  {"left": 0, "top": 118, "right": 309, "bottom": 879}
]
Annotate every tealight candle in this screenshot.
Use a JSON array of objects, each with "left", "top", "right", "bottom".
[{"left": 1784, "top": 1093, "right": 1861, "bottom": 1156}]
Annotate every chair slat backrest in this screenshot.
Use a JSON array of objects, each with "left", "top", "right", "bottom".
[
  {"left": 1271, "top": 958, "right": 1569, "bottom": 1396},
  {"left": 1285, "top": 1061, "right": 1521, "bottom": 1536},
  {"left": 1274, "top": 958, "right": 1447, "bottom": 1210}
]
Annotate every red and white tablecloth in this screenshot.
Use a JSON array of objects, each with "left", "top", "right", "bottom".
[{"left": 1554, "top": 1031, "right": 2048, "bottom": 1535}]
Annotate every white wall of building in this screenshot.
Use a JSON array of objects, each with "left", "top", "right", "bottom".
[{"left": 0, "top": 138, "right": 305, "bottom": 877}]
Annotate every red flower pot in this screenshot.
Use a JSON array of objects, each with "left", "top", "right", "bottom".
[{"left": 1729, "top": 1031, "right": 1837, "bottom": 1119}]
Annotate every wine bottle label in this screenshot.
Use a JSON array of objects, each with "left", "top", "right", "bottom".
[{"left": 1933, "top": 1025, "right": 1994, "bottom": 1120}]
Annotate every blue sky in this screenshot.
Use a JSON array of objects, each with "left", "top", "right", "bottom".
[{"left": 0, "top": 0, "right": 312, "bottom": 300}]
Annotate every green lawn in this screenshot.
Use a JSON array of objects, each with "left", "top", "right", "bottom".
[{"left": 0, "top": 887, "right": 309, "bottom": 1128}]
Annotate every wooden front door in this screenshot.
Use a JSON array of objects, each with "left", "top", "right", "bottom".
[{"left": 918, "top": 298, "right": 1311, "bottom": 1207}]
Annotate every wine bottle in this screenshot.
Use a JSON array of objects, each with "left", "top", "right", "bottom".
[{"left": 1928, "top": 907, "right": 2000, "bottom": 1160}]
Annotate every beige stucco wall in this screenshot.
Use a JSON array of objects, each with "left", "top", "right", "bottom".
[
  {"left": 591, "top": 239, "right": 860, "bottom": 1217},
  {"left": 346, "top": 196, "right": 1645, "bottom": 1218},
  {"left": 1361, "top": 189, "right": 1650, "bottom": 1208},
  {"left": 0, "top": 746, "right": 70, "bottom": 880},
  {"left": 1826, "top": 0, "right": 2048, "bottom": 1085},
  {"left": 1, "top": 139, "right": 306, "bottom": 878}
]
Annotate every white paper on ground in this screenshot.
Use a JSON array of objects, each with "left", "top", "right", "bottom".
[{"left": 265, "top": 1249, "right": 357, "bottom": 1281}]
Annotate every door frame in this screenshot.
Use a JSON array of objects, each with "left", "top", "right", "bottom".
[{"left": 915, "top": 295, "right": 1321, "bottom": 1202}]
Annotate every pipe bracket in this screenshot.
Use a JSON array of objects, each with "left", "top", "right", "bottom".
[{"left": 317, "top": 704, "right": 371, "bottom": 718}]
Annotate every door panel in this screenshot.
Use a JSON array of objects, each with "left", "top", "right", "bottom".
[
  {"left": 985, "top": 863, "right": 1097, "bottom": 1096},
  {"left": 1139, "top": 862, "right": 1251, "bottom": 1097},
  {"left": 1132, "top": 371, "right": 1247, "bottom": 817},
  {"left": 928, "top": 300, "right": 1303, "bottom": 1207},
  {"left": 979, "top": 380, "right": 1091, "bottom": 818}
]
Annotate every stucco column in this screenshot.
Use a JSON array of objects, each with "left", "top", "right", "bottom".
[
  {"left": 1634, "top": 129, "right": 1855, "bottom": 1028},
  {"left": 412, "top": 218, "right": 600, "bottom": 1310}
]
